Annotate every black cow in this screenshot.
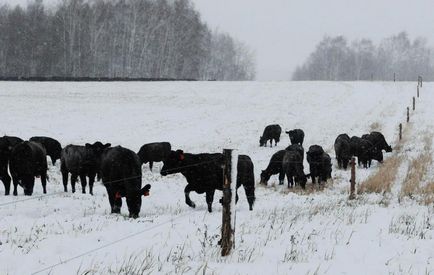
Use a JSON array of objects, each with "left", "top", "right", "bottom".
[
  {"left": 29, "top": 136, "right": 62, "bottom": 165},
  {"left": 0, "top": 136, "right": 23, "bottom": 195},
  {"left": 285, "top": 129, "right": 304, "bottom": 145},
  {"left": 363, "top": 132, "right": 392, "bottom": 153},
  {"left": 137, "top": 142, "right": 171, "bottom": 171},
  {"left": 236, "top": 155, "right": 255, "bottom": 211},
  {"left": 334, "top": 134, "right": 351, "bottom": 170},
  {"left": 9, "top": 141, "right": 48, "bottom": 196},
  {"left": 100, "top": 146, "right": 151, "bottom": 218},
  {"left": 3, "top": 135, "right": 23, "bottom": 146},
  {"left": 307, "top": 145, "right": 332, "bottom": 184},
  {"left": 260, "top": 150, "right": 286, "bottom": 185},
  {"left": 260, "top": 124, "right": 282, "bottom": 147},
  {"left": 350, "top": 136, "right": 383, "bottom": 168},
  {"left": 61, "top": 142, "right": 111, "bottom": 195},
  {"left": 285, "top": 144, "right": 304, "bottom": 161},
  {"left": 282, "top": 150, "right": 307, "bottom": 189},
  {"left": 160, "top": 150, "right": 255, "bottom": 212}
]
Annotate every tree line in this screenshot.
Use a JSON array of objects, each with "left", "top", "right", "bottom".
[
  {"left": 0, "top": 0, "right": 255, "bottom": 80},
  {"left": 293, "top": 32, "right": 433, "bottom": 81}
]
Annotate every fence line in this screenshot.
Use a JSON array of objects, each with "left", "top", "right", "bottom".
[{"left": 31, "top": 211, "right": 192, "bottom": 275}]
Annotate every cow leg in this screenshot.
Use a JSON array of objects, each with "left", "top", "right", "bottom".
[
  {"left": 113, "top": 194, "right": 122, "bottom": 214},
  {"left": 288, "top": 175, "right": 294, "bottom": 188},
  {"left": 80, "top": 174, "right": 87, "bottom": 194},
  {"left": 62, "top": 171, "right": 69, "bottom": 192},
  {"left": 205, "top": 190, "right": 215, "bottom": 213},
  {"left": 244, "top": 186, "right": 255, "bottom": 211},
  {"left": 71, "top": 174, "right": 78, "bottom": 193},
  {"left": 61, "top": 161, "right": 69, "bottom": 192},
  {"left": 127, "top": 195, "right": 141, "bottom": 218},
  {"left": 149, "top": 161, "right": 153, "bottom": 171},
  {"left": 41, "top": 173, "right": 47, "bottom": 194},
  {"left": 88, "top": 174, "right": 95, "bottom": 195},
  {"left": 278, "top": 171, "right": 284, "bottom": 185},
  {"left": 0, "top": 172, "right": 11, "bottom": 195},
  {"left": 184, "top": 185, "right": 196, "bottom": 209},
  {"left": 12, "top": 177, "right": 19, "bottom": 196}
]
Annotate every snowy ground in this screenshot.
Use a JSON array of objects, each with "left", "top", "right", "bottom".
[{"left": 0, "top": 81, "right": 433, "bottom": 275}]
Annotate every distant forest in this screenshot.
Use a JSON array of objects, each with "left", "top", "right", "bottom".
[
  {"left": 0, "top": 0, "right": 255, "bottom": 80},
  {"left": 293, "top": 32, "right": 433, "bottom": 81}
]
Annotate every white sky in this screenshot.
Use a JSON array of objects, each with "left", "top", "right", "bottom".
[
  {"left": 191, "top": 0, "right": 434, "bottom": 80},
  {"left": 2, "top": 0, "right": 434, "bottom": 80}
]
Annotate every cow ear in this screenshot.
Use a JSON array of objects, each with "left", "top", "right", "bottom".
[
  {"left": 285, "top": 131, "right": 290, "bottom": 134},
  {"left": 85, "top": 143, "right": 92, "bottom": 148},
  {"left": 104, "top": 143, "right": 111, "bottom": 148}
]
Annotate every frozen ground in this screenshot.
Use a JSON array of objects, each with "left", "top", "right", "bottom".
[{"left": 0, "top": 81, "right": 433, "bottom": 274}]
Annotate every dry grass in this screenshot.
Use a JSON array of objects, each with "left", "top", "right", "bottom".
[
  {"left": 420, "top": 182, "right": 434, "bottom": 205},
  {"left": 399, "top": 134, "right": 433, "bottom": 204},
  {"left": 399, "top": 153, "right": 432, "bottom": 200},
  {"left": 358, "top": 155, "right": 402, "bottom": 194}
]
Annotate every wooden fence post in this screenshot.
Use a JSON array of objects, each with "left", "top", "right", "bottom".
[
  {"left": 394, "top": 73, "right": 396, "bottom": 82},
  {"left": 413, "top": 97, "right": 415, "bottom": 111},
  {"left": 399, "top": 123, "right": 402, "bottom": 140},
  {"left": 417, "top": 85, "right": 419, "bottom": 98},
  {"left": 221, "top": 149, "right": 233, "bottom": 256},
  {"left": 349, "top": 157, "right": 356, "bottom": 200},
  {"left": 420, "top": 76, "right": 423, "bottom": 87},
  {"left": 407, "top": 107, "right": 410, "bottom": 123}
]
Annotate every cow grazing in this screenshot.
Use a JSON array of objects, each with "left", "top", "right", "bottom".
[
  {"left": 260, "top": 124, "right": 282, "bottom": 147},
  {"left": 285, "top": 129, "right": 305, "bottom": 145},
  {"left": 306, "top": 145, "right": 332, "bottom": 184},
  {"left": 29, "top": 136, "right": 62, "bottom": 165},
  {"left": 160, "top": 150, "right": 255, "bottom": 212},
  {"left": 363, "top": 131, "right": 392, "bottom": 153},
  {"left": 61, "top": 142, "right": 111, "bottom": 195},
  {"left": 236, "top": 155, "right": 255, "bottom": 211},
  {"left": 101, "top": 146, "right": 151, "bottom": 218},
  {"left": 9, "top": 141, "right": 48, "bottom": 196},
  {"left": 0, "top": 136, "right": 23, "bottom": 195},
  {"left": 282, "top": 150, "right": 307, "bottom": 189},
  {"left": 334, "top": 134, "right": 351, "bottom": 170},
  {"left": 285, "top": 144, "right": 304, "bottom": 161},
  {"left": 260, "top": 150, "right": 286, "bottom": 185},
  {"left": 137, "top": 142, "right": 171, "bottom": 171},
  {"left": 350, "top": 136, "right": 383, "bottom": 168}
]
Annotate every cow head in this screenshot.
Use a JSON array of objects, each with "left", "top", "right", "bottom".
[
  {"left": 84, "top": 142, "right": 111, "bottom": 168},
  {"left": 51, "top": 145, "right": 62, "bottom": 165},
  {"left": 20, "top": 175, "right": 35, "bottom": 195},
  {"left": 127, "top": 184, "right": 151, "bottom": 218},
  {"left": 370, "top": 147, "right": 383, "bottom": 162},
  {"left": 160, "top": 150, "right": 185, "bottom": 176},
  {"left": 296, "top": 174, "right": 307, "bottom": 189},
  {"left": 386, "top": 145, "right": 393, "bottom": 153},
  {"left": 259, "top": 136, "right": 266, "bottom": 147},
  {"left": 259, "top": 170, "right": 270, "bottom": 185}
]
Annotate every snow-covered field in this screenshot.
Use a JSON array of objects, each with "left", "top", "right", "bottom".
[{"left": 0, "top": 81, "right": 433, "bottom": 275}]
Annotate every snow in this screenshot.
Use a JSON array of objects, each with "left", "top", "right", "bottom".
[{"left": 0, "top": 81, "right": 433, "bottom": 274}]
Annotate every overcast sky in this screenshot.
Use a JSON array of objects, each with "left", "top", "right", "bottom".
[
  {"left": 192, "top": 0, "right": 434, "bottom": 80},
  {"left": 2, "top": 0, "right": 434, "bottom": 80}
]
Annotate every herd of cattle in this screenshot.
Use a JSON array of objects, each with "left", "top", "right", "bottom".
[
  {"left": 258, "top": 124, "right": 393, "bottom": 190},
  {"left": 0, "top": 126, "right": 392, "bottom": 218}
]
